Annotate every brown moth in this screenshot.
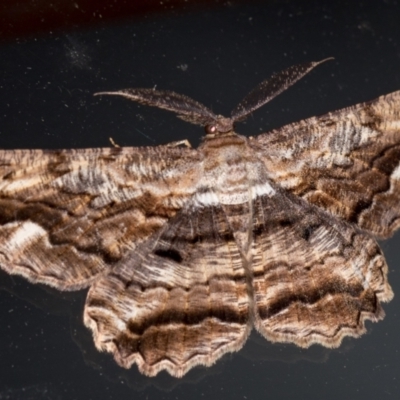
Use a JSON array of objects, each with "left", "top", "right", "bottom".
[{"left": 0, "top": 59, "right": 399, "bottom": 377}]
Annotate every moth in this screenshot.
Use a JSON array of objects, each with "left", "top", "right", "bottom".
[{"left": 0, "top": 59, "right": 399, "bottom": 377}]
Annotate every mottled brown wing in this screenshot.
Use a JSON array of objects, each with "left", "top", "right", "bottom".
[
  {"left": 251, "top": 189, "right": 393, "bottom": 348},
  {"left": 250, "top": 91, "right": 400, "bottom": 238},
  {"left": 0, "top": 145, "right": 200, "bottom": 290},
  {"left": 84, "top": 192, "right": 251, "bottom": 377}
]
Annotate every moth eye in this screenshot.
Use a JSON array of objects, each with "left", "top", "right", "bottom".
[{"left": 205, "top": 125, "right": 217, "bottom": 134}]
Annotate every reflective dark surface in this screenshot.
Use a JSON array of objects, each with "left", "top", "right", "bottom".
[{"left": 1, "top": 1, "right": 400, "bottom": 399}]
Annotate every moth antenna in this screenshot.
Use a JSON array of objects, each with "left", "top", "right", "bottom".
[
  {"left": 231, "top": 57, "right": 334, "bottom": 122},
  {"left": 95, "top": 88, "right": 219, "bottom": 128}
]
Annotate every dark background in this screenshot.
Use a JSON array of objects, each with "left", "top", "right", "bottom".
[{"left": 1, "top": 1, "right": 400, "bottom": 399}]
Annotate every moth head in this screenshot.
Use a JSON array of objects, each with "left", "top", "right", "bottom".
[{"left": 204, "top": 116, "right": 235, "bottom": 136}]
